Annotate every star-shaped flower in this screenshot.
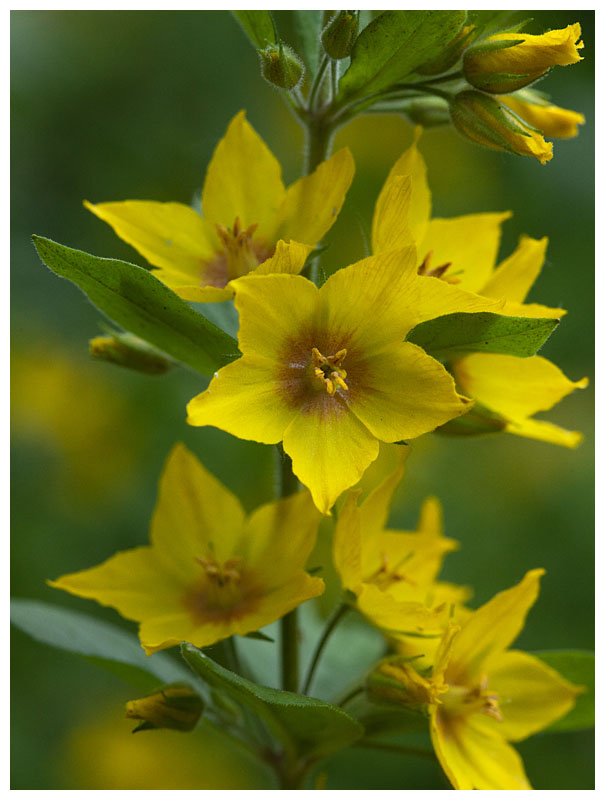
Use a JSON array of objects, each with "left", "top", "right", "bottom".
[
  {"left": 187, "top": 248, "right": 475, "bottom": 514},
  {"left": 49, "top": 444, "right": 324, "bottom": 653},
  {"left": 85, "top": 111, "right": 354, "bottom": 302}
]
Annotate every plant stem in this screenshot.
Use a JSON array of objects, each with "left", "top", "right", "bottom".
[
  {"left": 276, "top": 447, "right": 300, "bottom": 694},
  {"left": 307, "top": 54, "right": 329, "bottom": 111},
  {"left": 302, "top": 601, "right": 350, "bottom": 695}
]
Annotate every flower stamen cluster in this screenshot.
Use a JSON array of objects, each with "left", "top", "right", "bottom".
[{"left": 311, "top": 346, "right": 349, "bottom": 394}]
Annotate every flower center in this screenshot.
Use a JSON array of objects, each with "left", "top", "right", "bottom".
[
  {"left": 441, "top": 674, "right": 503, "bottom": 721},
  {"left": 213, "top": 217, "right": 272, "bottom": 282},
  {"left": 311, "top": 347, "right": 349, "bottom": 395},
  {"left": 418, "top": 250, "right": 461, "bottom": 284},
  {"left": 367, "top": 551, "right": 417, "bottom": 590},
  {"left": 184, "top": 553, "right": 257, "bottom": 622},
  {"left": 195, "top": 554, "right": 244, "bottom": 587}
]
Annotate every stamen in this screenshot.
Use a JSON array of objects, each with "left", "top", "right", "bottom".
[
  {"left": 417, "top": 250, "right": 460, "bottom": 284},
  {"left": 215, "top": 217, "right": 263, "bottom": 280},
  {"left": 195, "top": 555, "right": 243, "bottom": 587},
  {"left": 311, "top": 347, "right": 349, "bottom": 394}
]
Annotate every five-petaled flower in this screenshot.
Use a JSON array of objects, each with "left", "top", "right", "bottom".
[
  {"left": 49, "top": 443, "right": 324, "bottom": 653},
  {"left": 370, "top": 569, "right": 583, "bottom": 789},
  {"left": 186, "top": 248, "right": 479, "bottom": 514},
  {"left": 85, "top": 110, "right": 354, "bottom": 302},
  {"left": 373, "top": 133, "right": 588, "bottom": 446},
  {"left": 333, "top": 450, "right": 469, "bottom": 634}
]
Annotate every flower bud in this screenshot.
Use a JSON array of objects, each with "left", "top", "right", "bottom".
[
  {"left": 402, "top": 96, "right": 450, "bottom": 127},
  {"left": 417, "top": 25, "right": 476, "bottom": 76},
  {"left": 450, "top": 90, "right": 553, "bottom": 164},
  {"left": 367, "top": 657, "right": 445, "bottom": 709},
  {"left": 321, "top": 11, "right": 359, "bottom": 60},
  {"left": 259, "top": 42, "right": 304, "bottom": 90},
  {"left": 463, "top": 23, "right": 583, "bottom": 94},
  {"left": 498, "top": 90, "right": 585, "bottom": 139},
  {"left": 90, "top": 332, "right": 173, "bottom": 375},
  {"left": 125, "top": 683, "right": 204, "bottom": 733}
]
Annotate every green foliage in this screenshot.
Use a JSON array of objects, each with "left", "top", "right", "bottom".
[
  {"left": 534, "top": 651, "right": 595, "bottom": 733},
  {"left": 32, "top": 236, "right": 239, "bottom": 376},
  {"left": 290, "top": 10, "right": 323, "bottom": 76},
  {"left": 406, "top": 312, "right": 559, "bottom": 359},
  {"left": 338, "top": 10, "right": 467, "bottom": 99},
  {"left": 181, "top": 643, "right": 364, "bottom": 762},
  {"left": 232, "top": 11, "right": 276, "bottom": 49},
  {"left": 10, "top": 598, "right": 193, "bottom": 692}
]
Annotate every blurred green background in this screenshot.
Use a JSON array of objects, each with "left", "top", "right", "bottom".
[{"left": 11, "top": 10, "right": 594, "bottom": 790}]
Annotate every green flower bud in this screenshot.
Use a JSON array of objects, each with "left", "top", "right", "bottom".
[
  {"left": 449, "top": 90, "right": 553, "bottom": 164},
  {"left": 125, "top": 682, "right": 204, "bottom": 733},
  {"left": 402, "top": 96, "right": 451, "bottom": 127},
  {"left": 367, "top": 657, "right": 440, "bottom": 710},
  {"left": 321, "top": 11, "right": 359, "bottom": 60},
  {"left": 259, "top": 41, "right": 304, "bottom": 90},
  {"left": 417, "top": 24, "right": 476, "bottom": 75},
  {"left": 90, "top": 332, "right": 173, "bottom": 375}
]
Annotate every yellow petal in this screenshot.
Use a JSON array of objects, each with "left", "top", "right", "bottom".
[
  {"left": 150, "top": 443, "right": 246, "bottom": 570},
  {"left": 498, "top": 298, "right": 565, "bottom": 320},
  {"left": 333, "top": 489, "right": 364, "bottom": 591},
  {"left": 452, "top": 353, "right": 588, "bottom": 422},
  {"left": 201, "top": 111, "right": 286, "bottom": 239},
  {"left": 377, "top": 128, "right": 431, "bottom": 244},
  {"left": 49, "top": 547, "right": 184, "bottom": 624},
  {"left": 446, "top": 569, "right": 545, "bottom": 685},
  {"left": 230, "top": 272, "right": 319, "bottom": 360},
  {"left": 174, "top": 284, "right": 235, "bottom": 303},
  {"left": 501, "top": 95, "right": 585, "bottom": 139},
  {"left": 283, "top": 400, "right": 379, "bottom": 515},
  {"left": 187, "top": 354, "right": 298, "bottom": 445},
  {"left": 276, "top": 148, "right": 355, "bottom": 245},
  {"left": 319, "top": 248, "right": 421, "bottom": 349},
  {"left": 348, "top": 342, "right": 472, "bottom": 442},
  {"left": 252, "top": 239, "right": 313, "bottom": 275},
  {"left": 371, "top": 175, "right": 415, "bottom": 254},
  {"left": 481, "top": 235, "right": 548, "bottom": 303},
  {"left": 419, "top": 211, "right": 512, "bottom": 293},
  {"left": 84, "top": 199, "right": 217, "bottom": 279},
  {"left": 413, "top": 274, "right": 505, "bottom": 325},
  {"left": 357, "top": 583, "right": 451, "bottom": 634},
  {"left": 242, "top": 490, "right": 322, "bottom": 583},
  {"left": 485, "top": 24, "right": 583, "bottom": 72},
  {"left": 357, "top": 449, "right": 408, "bottom": 535},
  {"left": 489, "top": 649, "right": 584, "bottom": 741},
  {"left": 431, "top": 708, "right": 531, "bottom": 789},
  {"left": 505, "top": 416, "right": 584, "bottom": 448}
]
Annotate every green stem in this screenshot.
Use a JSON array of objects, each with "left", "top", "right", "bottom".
[
  {"left": 353, "top": 740, "right": 437, "bottom": 762},
  {"left": 276, "top": 447, "right": 300, "bottom": 694},
  {"left": 302, "top": 602, "right": 350, "bottom": 695},
  {"left": 307, "top": 54, "right": 329, "bottom": 111},
  {"left": 338, "top": 685, "right": 364, "bottom": 708}
]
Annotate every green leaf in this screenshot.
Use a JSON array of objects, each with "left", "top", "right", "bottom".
[
  {"left": 232, "top": 11, "right": 277, "bottom": 49},
  {"left": 11, "top": 598, "right": 192, "bottom": 692},
  {"left": 291, "top": 10, "right": 322, "bottom": 76},
  {"left": 181, "top": 644, "right": 363, "bottom": 761},
  {"left": 32, "top": 236, "right": 239, "bottom": 376},
  {"left": 406, "top": 312, "right": 559, "bottom": 359},
  {"left": 532, "top": 650, "right": 594, "bottom": 733},
  {"left": 339, "top": 10, "right": 467, "bottom": 99}
]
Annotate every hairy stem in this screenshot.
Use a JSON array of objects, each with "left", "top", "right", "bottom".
[{"left": 277, "top": 447, "right": 300, "bottom": 694}]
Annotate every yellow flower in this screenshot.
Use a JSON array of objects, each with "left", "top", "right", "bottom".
[
  {"left": 500, "top": 91, "right": 585, "bottom": 139},
  {"left": 450, "top": 90, "right": 553, "bottom": 164},
  {"left": 187, "top": 249, "right": 476, "bottom": 514},
  {"left": 428, "top": 570, "right": 583, "bottom": 789},
  {"left": 373, "top": 134, "right": 588, "bottom": 446},
  {"left": 333, "top": 451, "right": 469, "bottom": 634},
  {"left": 85, "top": 111, "right": 354, "bottom": 302},
  {"left": 463, "top": 23, "right": 583, "bottom": 94},
  {"left": 49, "top": 443, "right": 324, "bottom": 653},
  {"left": 125, "top": 683, "right": 203, "bottom": 732}
]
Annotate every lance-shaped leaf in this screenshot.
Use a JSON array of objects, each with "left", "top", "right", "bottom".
[
  {"left": 10, "top": 598, "right": 193, "bottom": 692},
  {"left": 406, "top": 312, "right": 559, "bottom": 359},
  {"left": 32, "top": 236, "right": 239, "bottom": 375},
  {"left": 181, "top": 644, "right": 364, "bottom": 762},
  {"left": 338, "top": 10, "right": 467, "bottom": 99},
  {"left": 533, "top": 651, "right": 594, "bottom": 733},
  {"left": 232, "top": 11, "right": 277, "bottom": 49}
]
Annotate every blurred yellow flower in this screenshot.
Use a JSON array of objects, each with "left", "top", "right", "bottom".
[
  {"left": 428, "top": 570, "right": 583, "bottom": 789},
  {"left": 333, "top": 451, "right": 469, "bottom": 635},
  {"left": 85, "top": 110, "right": 354, "bottom": 302},
  {"left": 374, "top": 135, "right": 588, "bottom": 446},
  {"left": 50, "top": 443, "right": 323, "bottom": 653},
  {"left": 464, "top": 23, "right": 583, "bottom": 94},
  {"left": 187, "top": 250, "right": 475, "bottom": 514}
]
